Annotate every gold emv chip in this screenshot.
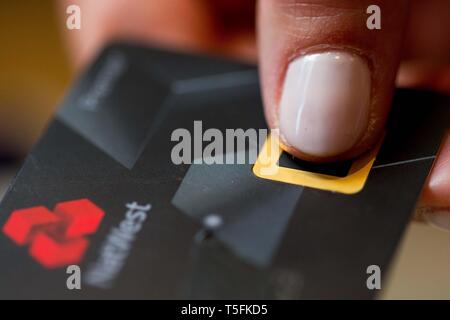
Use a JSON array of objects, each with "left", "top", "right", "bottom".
[{"left": 253, "top": 135, "right": 382, "bottom": 194}]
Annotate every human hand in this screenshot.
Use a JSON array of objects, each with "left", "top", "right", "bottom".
[{"left": 60, "top": 0, "right": 450, "bottom": 229}]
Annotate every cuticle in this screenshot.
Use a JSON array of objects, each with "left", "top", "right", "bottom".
[{"left": 286, "top": 44, "right": 375, "bottom": 73}]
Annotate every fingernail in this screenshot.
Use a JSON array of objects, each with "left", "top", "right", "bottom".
[
  {"left": 279, "top": 51, "right": 371, "bottom": 158},
  {"left": 423, "top": 208, "right": 450, "bottom": 231}
]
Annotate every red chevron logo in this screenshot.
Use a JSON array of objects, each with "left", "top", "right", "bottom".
[{"left": 2, "top": 199, "right": 104, "bottom": 268}]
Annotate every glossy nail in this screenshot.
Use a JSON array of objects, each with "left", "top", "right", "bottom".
[{"left": 279, "top": 51, "right": 371, "bottom": 158}]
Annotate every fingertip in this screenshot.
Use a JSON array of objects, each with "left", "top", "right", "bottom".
[
  {"left": 258, "top": 0, "right": 408, "bottom": 162},
  {"left": 422, "top": 131, "right": 450, "bottom": 208}
]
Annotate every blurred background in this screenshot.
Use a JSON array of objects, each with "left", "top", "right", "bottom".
[
  {"left": 0, "top": 0, "right": 449, "bottom": 299},
  {"left": 0, "top": 1, "right": 70, "bottom": 155},
  {"left": 0, "top": 1, "right": 71, "bottom": 202}
]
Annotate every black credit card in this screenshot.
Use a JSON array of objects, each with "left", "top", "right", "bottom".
[{"left": 0, "top": 43, "right": 448, "bottom": 299}]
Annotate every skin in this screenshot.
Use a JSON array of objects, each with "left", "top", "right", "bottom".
[{"left": 60, "top": 0, "right": 450, "bottom": 218}]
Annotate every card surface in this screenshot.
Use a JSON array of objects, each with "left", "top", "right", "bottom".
[{"left": 0, "top": 43, "right": 448, "bottom": 299}]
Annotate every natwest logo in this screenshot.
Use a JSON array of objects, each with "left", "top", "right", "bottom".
[{"left": 2, "top": 199, "right": 105, "bottom": 268}]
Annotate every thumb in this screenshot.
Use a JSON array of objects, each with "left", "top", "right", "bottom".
[{"left": 257, "top": 0, "right": 409, "bottom": 161}]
